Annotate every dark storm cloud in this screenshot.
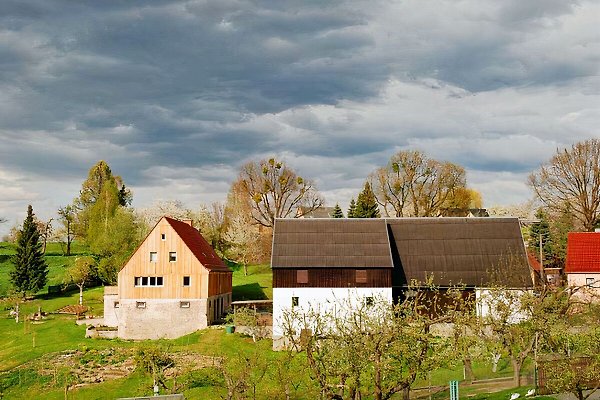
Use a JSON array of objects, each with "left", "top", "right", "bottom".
[{"left": 0, "top": 0, "right": 597, "bottom": 232}]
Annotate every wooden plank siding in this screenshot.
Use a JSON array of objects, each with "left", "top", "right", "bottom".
[
  {"left": 273, "top": 268, "right": 392, "bottom": 288},
  {"left": 118, "top": 218, "right": 231, "bottom": 299}
]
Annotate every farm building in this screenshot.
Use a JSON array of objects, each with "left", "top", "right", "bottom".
[
  {"left": 271, "top": 217, "right": 534, "bottom": 345},
  {"left": 103, "top": 217, "right": 232, "bottom": 339},
  {"left": 564, "top": 232, "right": 600, "bottom": 295}
]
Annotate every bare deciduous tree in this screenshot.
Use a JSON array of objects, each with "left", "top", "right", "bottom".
[
  {"left": 370, "top": 150, "right": 468, "bottom": 217},
  {"left": 234, "top": 158, "right": 323, "bottom": 227},
  {"left": 529, "top": 139, "right": 600, "bottom": 231}
]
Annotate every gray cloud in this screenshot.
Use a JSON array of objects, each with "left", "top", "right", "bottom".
[{"left": 0, "top": 0, "right": 598, "bottom": 234}]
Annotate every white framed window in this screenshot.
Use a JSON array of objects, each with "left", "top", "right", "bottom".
[
  {"left": 136, "top": 301, "right": 146, "bottom": 309},
  {"left": 149, "top": 252, "right": 158, "bottom": 262},
  {"left": 183, "top": 276, "right": 191, "bottom": 286},
  {"left": 180, "top": 301, "right": 190, "bottom": 308},
  {"left": 365, "top": 297, "right": 374, "bottom": 307},
  {"left": 114, "top": 301, "right": 120, "bottom": 308},
  {"left": 161, "top": 233, "right": 166, "bottom": 241},
  {"left": 169, "top": 252, "right": 177, "bottom": 262},
  {"left": 134, "top": 276, "right": 164, "bottom": 287},
  {"left": 291, "top": 296, "right": 299, "bottom": 307}
]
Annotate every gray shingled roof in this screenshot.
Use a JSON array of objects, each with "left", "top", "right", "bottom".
[
  {"left": 271, "top": 217, "right": 531, "bottom": 287},
  {"left": 271, "top": 219, "right": 393, "bottom": 269}
]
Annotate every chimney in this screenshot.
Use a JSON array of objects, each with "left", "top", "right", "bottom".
[{"left": 182, "top": 219, "right": 193, "bottom": 227}]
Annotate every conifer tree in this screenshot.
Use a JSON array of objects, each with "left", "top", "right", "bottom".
[
  {"left": 11, "top": 205, "right": 48, "bottom": 295},
  {"left": 331, "top": 204, "right": 344, "bottom": 218},
  {"left": 355, "top": 182, "right": 380, "bottom": 218},
  {"left": 347, "top": 199, "right": 357, "bottom": 218}
]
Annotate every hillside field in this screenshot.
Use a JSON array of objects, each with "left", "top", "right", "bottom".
[{"left": 0, "top": 242, "right": 552, "bottom": 399}]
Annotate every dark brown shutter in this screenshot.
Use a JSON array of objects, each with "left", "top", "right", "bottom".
[
  {"left": 297, "top": 269, "right": 308, "bottom": 284},
  {"left": 356, "top": 269, "right": 367, "bottom": 283}
]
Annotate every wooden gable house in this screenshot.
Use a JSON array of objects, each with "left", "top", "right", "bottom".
[{"left": 104, "top": 217, "right": 232, "bottom": 339}]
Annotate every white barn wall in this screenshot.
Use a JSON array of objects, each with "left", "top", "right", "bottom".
[{"left": 272, "top": 287, "right": 392, "bottom": 338}]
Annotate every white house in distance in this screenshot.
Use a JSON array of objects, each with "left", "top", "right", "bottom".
[
  {"left": 271, "top": 218, "right": 534, "bottom": 348},
  {"left": 103, "top": 217, "right": 232, "bottom": 339},
  {"left": 564, "top": 232, "right": 600, "bottom": 295}
]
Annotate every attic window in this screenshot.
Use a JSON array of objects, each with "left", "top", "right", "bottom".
[
  {"left": 356, "top": 270, "right": 367, "bottom": 284},
  {"left": 161, "top": 233, "right": 166, "bottom": 241},
  {"left": 150, "top": 252, "right": 158, "bottom": 262},
  {"left": 169, "top": 252, "right": 177, "bottom": 262},
  {"left": 183, "top": 276, "right": 191, "bottom": 286},
  {"left": 297, "top": 270, "right": 308, "bottom": 284}
]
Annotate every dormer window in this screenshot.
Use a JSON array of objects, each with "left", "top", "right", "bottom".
[
  {"left": 169, "top": 252, "right": 177, "bottom": 262},
  {"left": 161, "top": 233, "right": 166, "bottom": 241}
]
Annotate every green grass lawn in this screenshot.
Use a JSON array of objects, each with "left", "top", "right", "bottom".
[
  {"left": 230, "top": 262, "right": 272, "bottom": 300},
  {"left": 0, "top": 244, "right": 558, "bottom": 399}
]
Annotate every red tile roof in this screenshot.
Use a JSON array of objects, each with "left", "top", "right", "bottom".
[
  {"left": 165, "top": 217, "right": 231, "bottom": 272},
  {"left": 565, "top": 232, "right": 600, "bottom": 273}
]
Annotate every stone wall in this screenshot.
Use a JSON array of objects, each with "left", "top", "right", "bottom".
[
  {"left": 116, "top": 293, "right": 231, "bottom": 339},
  {"left": 103, "top": 292, "right": 119, "bottom": 327}
]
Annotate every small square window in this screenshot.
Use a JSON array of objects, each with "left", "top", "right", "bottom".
[
  {"left": 180, "top": 301, "right": 190, "bottom": 308},
  {"left": 157, "top": 277, "right": 164, "bottom": 286},
  {"left": 365, "top": 297, "right": 374, "bottom": 306},
  {"left": 297, "top": 270, "right": 308, "bottom": 284},
  {"left": 149, "top": 276, "right": 156, "bottom": 286},
  {"left": 291, "top": 296, "right": 299, "bottom": 307},
  {"left": 161, "top": 233, "right": 166, "bottom": 241},
  {"left": 136, "top": 301, "right": 146, "bottom": 309},
  {"left": 114, "top": 301, "right": 120, "bottom": 308},
  {"left": 587, "top": 278, "right": 595, "bottom": 287},
  {"left": 169, "top": 252, "right": 177, "bottom": 262},
  {"left": 142, "top": 277, "right": 148, "bottom": 286},
  {"left": 134, "top": 277, "right": 141, "bottom": 286},
  {"left": 150, "top": 252, "right": 158, "bottom": 262},
  {"left": 356, "top": 269, "right": 367, "bottom": 284},
  {"left": 183, "top": 276, "right": 191, "bottom": 286}
]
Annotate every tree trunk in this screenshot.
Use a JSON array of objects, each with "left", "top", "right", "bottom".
[
  {"left": 244, "top": 263, "right": 248, "bottom": 276},
  {"left": 464, "top": 356, "right": 475, "bottom": 383},
  {"left": 492, "top": 353, "right": 501, "bottom": 373},
  {"left": 511, "top": 357, "right": 522, "bottom": 387},
  {"left": 374, "top": 353, "right": 382, "bottom": 400},
  {"left": 79, "top": 285, "right": 84, "bottom": 305},
  {"left": 402, "top": 387, "right": 410, "bottom": 400}
]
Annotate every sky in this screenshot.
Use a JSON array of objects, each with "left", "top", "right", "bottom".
[{"left": 0, "top": 0, "right": 599, "bottom": 235}]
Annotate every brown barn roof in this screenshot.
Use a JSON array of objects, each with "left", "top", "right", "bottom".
[
  {"left": 271, "top": 219, "right": 393, "bottom": 269},
  {"left": 165, "top": 217, "right": 230, "bottom": 272},
  {"left": 387, "top": 218, "right": 530, "bottom": 287},
  {"left": 271, "top": 217, "right": 532, "bottom": 288}
]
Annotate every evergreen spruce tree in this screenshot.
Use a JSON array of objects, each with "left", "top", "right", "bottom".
[
  {"left": 355, "top": 182, "right": 380, "bottom": 218},
  {"left": 347, "top": 198, "right": 357, "bottom": 218},
  {"left": 331, "top": 203, "right": 344, "bottom": 218},
  {"left": 11, "top": 205, "right": 48, "bottom": 295}
]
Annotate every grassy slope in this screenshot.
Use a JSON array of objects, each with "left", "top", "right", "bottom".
[{"left": 0, "top": 243, "right": 556, "bottom": 399}]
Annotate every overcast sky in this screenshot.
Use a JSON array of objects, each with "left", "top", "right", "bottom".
[{"left": 1, "top": 0, "right": 599, "bottom": 234}]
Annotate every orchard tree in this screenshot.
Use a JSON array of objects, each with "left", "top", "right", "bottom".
[
  {"left": 223, "top": 215, "right": 261, "bottom": 276},
  {"left": 233, "top": 158, "right": 323, "bottom": 227},
  {"left": 355, "top": 182, "right": 380, "bottom": 218},
  {"left": 370, "top": 150, "right": 468, "bottom": 217},
  {"left": 529, "top": 139, "right": 600, "bottom": 231},
  {"left": 66, "top": 256, "right": 97, "bottom": 305},
  {"left": 10, "top": 205, "right": 48, "bottom": 296}
]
